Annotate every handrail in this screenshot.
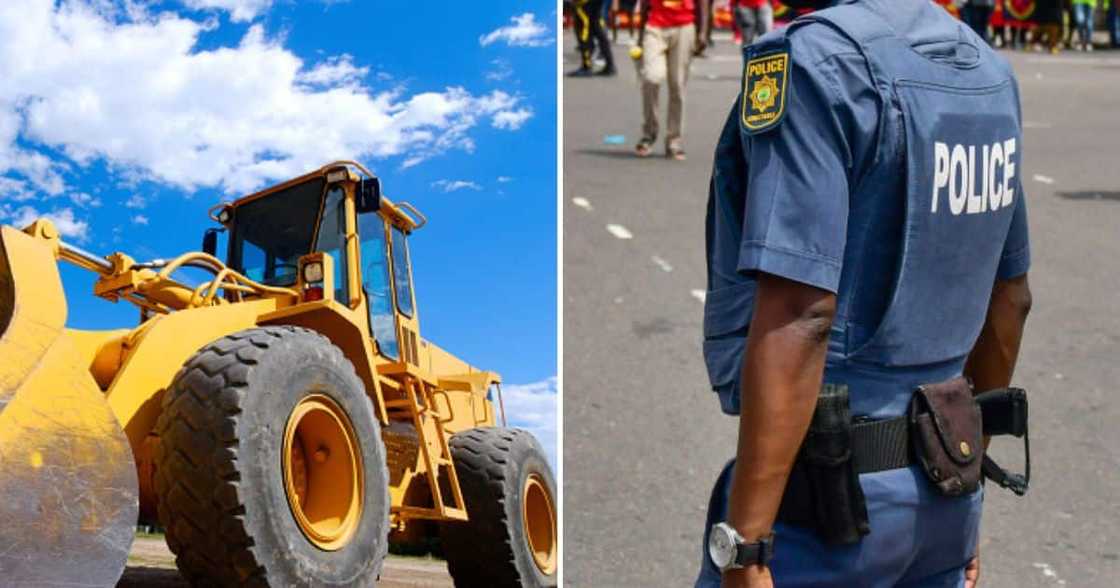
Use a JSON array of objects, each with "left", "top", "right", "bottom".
[{"left": 396, "top": 201, "right": 428, "bottom": 230}]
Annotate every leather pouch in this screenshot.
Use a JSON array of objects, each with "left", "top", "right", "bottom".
[{"left": 909, "top": 377, "right": 983, "bottom": 497}]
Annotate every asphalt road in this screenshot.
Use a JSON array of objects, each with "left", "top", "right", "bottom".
[
  {"left": 563, "top": 31, "right": 1120, "bottom": 587},
  {"left": 118, "top": 536, "right": 452, "bottom": 587}
]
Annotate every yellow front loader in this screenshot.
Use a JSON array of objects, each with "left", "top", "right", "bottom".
[{"left": 0, "top": 161, "right": 557, "bottom": 587}]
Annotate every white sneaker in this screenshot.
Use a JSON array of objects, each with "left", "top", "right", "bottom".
[{"left": 1087, "top": 44, "right": 1094, "bottom": 52}]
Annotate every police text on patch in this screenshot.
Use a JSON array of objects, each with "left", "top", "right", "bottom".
[{"left": 931, "top": 139, "right": 1017, "bottom": 215}]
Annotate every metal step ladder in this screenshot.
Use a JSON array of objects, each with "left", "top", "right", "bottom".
[{"left": 378, "top": 362, "right": 468, "bottom": 521}]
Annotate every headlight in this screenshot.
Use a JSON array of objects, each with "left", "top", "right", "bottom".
[{"left": 302, "top": 261, "right": 324, "bottom": 283}]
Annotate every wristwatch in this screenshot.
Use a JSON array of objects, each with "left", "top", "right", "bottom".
[{"left": 708, "top": 523, "right": 775, "bottom": 571}]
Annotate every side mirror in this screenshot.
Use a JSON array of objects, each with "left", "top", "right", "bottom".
[
  {"left": 357, "top": 178, "right": 381, "bottom": 213},
  {"left": 202, "top": 228, "right": 222, "bottom": 257}
]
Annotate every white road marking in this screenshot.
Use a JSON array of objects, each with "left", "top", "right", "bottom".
[
  {"left": 1023, "top": 121, "right": 1053, "bottom": 129},
  {"left": 651, "top": 255, "right": 673, "bottom": 272},
  {"left": 1031, "top": 562, "right": 1066, "bottom": 585},
  {"left": 690, "top": 289, "right": 706, "bottom": 303},
  {"left": 1033, "top": 174, "right": 1055, "bottom": 185},
  {"left": 606, "top": 224, "right": 633, "bottom": 239},
  {"left": 572, "top": 197, "right": 593, "bottom": 211}
]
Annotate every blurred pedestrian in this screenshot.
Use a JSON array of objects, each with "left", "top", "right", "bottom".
[
  {"left": 735, "top": 0, "right": 775, "bottom": 49},
  {"left": 1035, "top": 0, "right": 1063, "bottom": 53},
  {"left": 964, "top": 0, "right": 995, "bottom": 44},
  {"left": 1071, "top": 0, "right": 1096, "bottom": 50},
  {"left": 569, "top": 0, "right": 617, "bottom": 76},
  {"left": 634, "top": 0, "right": 710, "bottom": 160},
  {"left": 1107, "top": 0, "right": 1120, "bottom": 46},
  {"left": 695, "top": 0, "right": 717, "bottom": 57},
  {"left": 614, "top": 0, "right": 640, "bottom": 41}
]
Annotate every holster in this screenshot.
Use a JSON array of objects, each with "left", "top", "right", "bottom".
[
  {"left": 908, "top": 377, "right": 983, "bottom": 497},
  {"left": 976, "top": 387, "right": 1031, "bottom": 495},
  {"left": 779, "top": 384, "right": 870, "bottom": 545}
]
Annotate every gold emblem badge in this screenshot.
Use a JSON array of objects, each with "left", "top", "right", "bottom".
[
  {"left": 749, "top": 75, "right": 779, "bottom": 113},
  {"left": 741, "top": 51, "right": 790, "bottom": 134}
]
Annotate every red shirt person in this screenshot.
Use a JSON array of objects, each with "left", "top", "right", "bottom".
[{"left": 634, "top": 0, "right": 708, "bottom": 159}]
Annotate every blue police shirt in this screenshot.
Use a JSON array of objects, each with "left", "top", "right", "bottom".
[
  {"left": 698, "top": 2, "right": 1032, "bottom": 586},
  {"left": 702, "top": 0, "right": 1031, "bottom": 416}
]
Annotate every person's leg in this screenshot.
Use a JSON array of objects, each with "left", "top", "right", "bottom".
[
  {"left": 1109, "top": 1, "right": 1119, "bottom": 46},
  {"left": 638, "top": 27, "right": 668, "bottom": 149},
  {"left": 736, "top": 5, "right": 758, "bottom": 46},
  {"left": 1070, "top": 4, "right": 1088, "bottom": 46},
  {"left": 731, "top": 4, "right": 743, "bottom": 45},
  {"left": 573, "top": 0, "right": 593, "bottom": 71},
  {"left": 759, "top": 3, "right": 774, "bottom": 37},
  {"left": 1086, "top": 6, "right": 1096, "bottom": 48},
  {"left": 665, "top": 24, "right": 694, "bottom": 155},
  {"left": 589, "top": 0, "right": 615, "bottom": 73},
  {"left": 978, "top": 6, "right": 993, "bottom": 43}
]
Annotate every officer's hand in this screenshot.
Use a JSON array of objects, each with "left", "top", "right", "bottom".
[
  {"left": 964, "top": 551, "right": 980, "bottom": 588},
  {"left": 721, "top": 565, "right": 773, "bottom": 588}
]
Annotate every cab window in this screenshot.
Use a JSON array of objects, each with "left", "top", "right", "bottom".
[
  {"left": 358, "top": 212, "right": 399, "bottom": 360},
  {"left": 229, "top": 178, "right": 323, "bottom": 286},
  {"left": 390, "top": 227, "right": 414, "bottom": 317},
  {"left": 313, "top": 187, "right": 348, "bottom": 302}
]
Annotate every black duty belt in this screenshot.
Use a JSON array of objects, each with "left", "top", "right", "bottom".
[
  {"left": 850, "top": 416, "right": 912, "bottom": 473},
  {"left": 827, "top": 389, "right": 1030, "bottom": 486}
]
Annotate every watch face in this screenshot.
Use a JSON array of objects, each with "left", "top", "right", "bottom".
[{"left": 708, "top": 524, "right": 735, "bottom": 569}]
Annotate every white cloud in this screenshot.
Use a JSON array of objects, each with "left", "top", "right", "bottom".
[
  {"left": 69, "top": 191, "right": 100, "bottom": 207},
  {"left": 181, "top": 0, "right": 273, "bottom": 22},
  {"left": 492, "top": 108, "right": 533, "bottom": 130},
  {"left": 0, "top": 1, "right": 533, "bottom": 202},
  {"left": 479, "top": 13, "right": 553, "bottom": 48},
  {"left": 125, "top": 194, "right": 146, "bottom": 209},
  {"left": 485, "top": 58, "right": 514, "bottom": 82},
  {"left": 132, "top": 214, "right": 149, "bottom": 225},
  {"left": 502, "top": 377, "right": 557, "bottom": 468},
  {"left": 0, "top": 177, "right": 36, "bottom": 201},
  {"left": 0, "top": 204, "right": 89, "bottom": 241},
  {"left": 497, "top": 176, "right": 513, "bottom": 183},
  {"left": 431, "top": 179, "right": 481, "bottom": 193},
  {"left": 297, "top": 54, "right": 367, "bottom": 87}
]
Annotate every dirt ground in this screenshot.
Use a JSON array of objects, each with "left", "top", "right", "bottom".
[{"left": 118, "top": 536, "right": 453, "bottom": 587}]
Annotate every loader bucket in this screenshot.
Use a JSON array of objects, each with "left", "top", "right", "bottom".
[{"left": 0, "top": 226, "right": 138, "bottom": 586}]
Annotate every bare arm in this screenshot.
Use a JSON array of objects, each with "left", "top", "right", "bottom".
[
  {"left": 960, "top": 274, "right": 1031, "bottom": 588},
  {"left": 724, "top": 273, "right": 836, "bottom": 587},
  {"left": 964, "top": 274, "right": 1032, "bottom": 391}
]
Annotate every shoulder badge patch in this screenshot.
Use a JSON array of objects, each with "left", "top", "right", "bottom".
[{"left": 741, "top": 50, "right": 790, "bottom": 135}]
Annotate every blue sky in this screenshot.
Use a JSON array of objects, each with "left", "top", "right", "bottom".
[{"left": 0, "top": 0, "right": 557, "bottom": 463}]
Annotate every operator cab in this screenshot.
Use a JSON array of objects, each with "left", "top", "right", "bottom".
[{"left": 207, "top": 163, "right": 424, "bottom": 363}]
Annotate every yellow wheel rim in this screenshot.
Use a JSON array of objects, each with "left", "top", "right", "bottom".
[
  {"left": 282, "top": 394, "right": 363, "bottom": 551},
  {"left": 522, "top": 473, "right": 557, "bottom": 575}
]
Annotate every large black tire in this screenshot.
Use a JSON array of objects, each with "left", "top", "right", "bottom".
[
  {"left": 441, "top": 427, "right": 558, "bottom": 587},
  {"left": 154, "top": 326, "right": 390, "bottom": 587}
]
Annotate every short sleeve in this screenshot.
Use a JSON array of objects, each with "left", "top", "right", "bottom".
[
  {"left": 737, "top": 33, "right": 874, "bottom": 293},
  {"left": 996, "top": 181, "right": 1030, "bottom": 279}
]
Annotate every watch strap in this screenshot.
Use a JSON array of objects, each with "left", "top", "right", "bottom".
[{"left": 733, "top": 533, "right": 775, "bottom": 567}]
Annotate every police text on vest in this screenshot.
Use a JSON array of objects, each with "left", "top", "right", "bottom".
[{"left": 931, "top": 139, "right": 1016, "bottom": 215}]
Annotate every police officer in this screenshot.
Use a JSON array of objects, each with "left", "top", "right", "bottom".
[{"left": 697, "top": 0, "right": 1033, "bottom": 586}]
